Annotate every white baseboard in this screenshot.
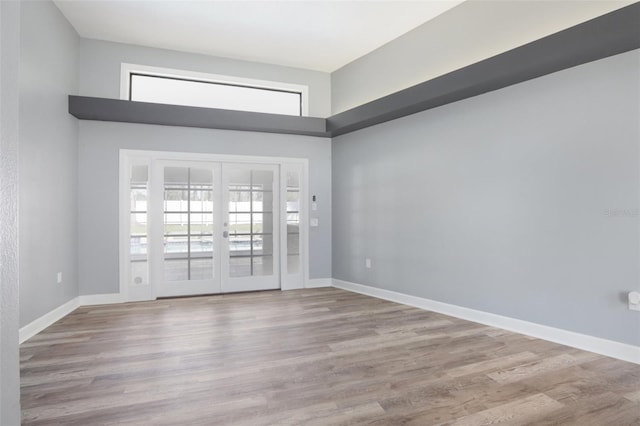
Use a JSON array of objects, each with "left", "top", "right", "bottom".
[
  {"left": 78, "top": 293, "right": 125, "bottom": 306},
  {"left": 19, "top": 293, "right": 124, "bottom": 344},
  {"left": 19, "top": 297, "right": 80, "bottom": 344},
  {"left": 306, "top": 278, "right": 333, "bottom": 288},
  {"left": 332, "top": 279, "right": 640, "bottom": 365}
]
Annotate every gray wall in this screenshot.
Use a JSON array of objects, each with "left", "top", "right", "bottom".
[
  {"left": 19, "top": 0, "right": 79, "bottom": 326},
  {"left": 1, "top": 0, "right": 21, "bottom": 423},
  {"left": 331, "top": 0, "right": 632, "bottom": 114},
  {"left": 332, "top": 49, "right": 640, "bottom": 346},
  {"left": 78, "top": 122, "right": 331, "bottom": 295},
  {"left": 79, "top": 39, "right": 332, "bottom": 118}
]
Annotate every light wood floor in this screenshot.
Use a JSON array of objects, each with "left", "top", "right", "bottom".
[{"left": 20, "top": 288, "right": 640, "bottom": 425}]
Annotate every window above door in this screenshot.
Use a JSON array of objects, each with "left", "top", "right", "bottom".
[{"left": 120, "top": 63, "right": 309, "bottom": 116}]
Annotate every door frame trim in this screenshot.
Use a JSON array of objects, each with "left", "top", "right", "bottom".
[{"left": 119, "top": 149, "right": 309, "bottom": 302}]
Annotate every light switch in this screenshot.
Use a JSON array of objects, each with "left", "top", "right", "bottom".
[{"left": 310, "top": 218, "right": 319, "bottom": 227}]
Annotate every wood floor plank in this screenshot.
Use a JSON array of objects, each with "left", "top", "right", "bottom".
[
  {"left": 443, "top": 393, "right": 564, "bottom": 426},
  {"left": 624, "top": 389, "right": 640, "bottom": 403},
  {"left": 486, "top": 353, "right": 582, "bottom": 384},
  {"left": 20, "top": 288, "right": 640, "bottom": 425},
  {"left": 446, "top": 351, "right": 538, "bottom": 378}
]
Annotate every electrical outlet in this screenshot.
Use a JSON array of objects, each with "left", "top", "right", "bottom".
[
  {"left": 365, "top": 258, "right": 372, "bottom": 269},
  {"left": 629, "top": 291, "right": 640, "bottom": 311},
  {"left": 57, "top": 272, "right": 62, "bottom": 284}
]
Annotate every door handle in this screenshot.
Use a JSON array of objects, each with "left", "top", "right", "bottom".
[{"left": 222, "top": 230, "right": 229, "bottom": 238}]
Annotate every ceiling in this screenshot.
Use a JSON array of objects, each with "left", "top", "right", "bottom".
[{"left": 53, "top": 0, "right": 464, "bottom": 73}]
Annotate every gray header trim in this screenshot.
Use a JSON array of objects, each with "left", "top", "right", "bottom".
[
  {"left": 328, "top": 2, "right": 640, "bottom": 137},
  {"left": 69, "top": 3, "right": 639, "bottom": 138},
  {"left": 68, "top": 96, "right": 330, "bottom": 137}
]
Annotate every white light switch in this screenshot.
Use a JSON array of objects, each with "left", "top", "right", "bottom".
[
  {"left": 365, "top": 258, "right": 372, "bottom": 268},
  {"left": 57, "top": 272, "right": 62, "bottom": 284},
  {"left": 310, "top": 218, "right": 319, "bottom": 227},
  {"left": 312, "top": 202, "right": 317, "bottom": 211}
]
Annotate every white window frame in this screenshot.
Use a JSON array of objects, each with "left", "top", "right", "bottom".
[{"left": 120, "top": 63, "right": 310, "bottom": 116}]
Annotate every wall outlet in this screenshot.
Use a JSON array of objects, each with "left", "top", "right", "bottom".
[
  {"left": 365, "top": 258, "right": 372, "bottom": 269},
  {"left": 629, "top": 291, "right": 640, "bottom": 311},
  {"left": 310, "top": 218, "right": 319, "bottom": 227},
  {"left": 57, "top": 272, "right": 62, "bottom": 284}
]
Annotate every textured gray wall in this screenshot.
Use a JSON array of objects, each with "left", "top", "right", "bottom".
[
  {"left": 78, "top": 122, "right": 331, "bottom": 296},
  {"left": 331, "top": 0, "right": 633, "bottom": 114},
  {"left": 332, "top": 50, "right": 640, "bottom": 346},
  {"left": 79, "top": 39, "right": 332, "bottom": 118},
  {"left": 19, "top": 0, "right": 79, "bottom": 326},
  {"left": 1, "top": 1, "right": 21, "bottom": 423}
]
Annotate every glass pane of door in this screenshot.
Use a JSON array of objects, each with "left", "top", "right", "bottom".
[
  {"left": 130, "top": 165, "right": 149, "bottom": 285},
  {"left": 227, "top": 168, "right": 274, "bottom": 278},
  {"left": 286, "top": 170, "right": 300, "bottom": 274},
  {"left": 163, "top": 166, "right": 214, "bottom": 281},
  {"left": 223, "top": 164, "right": 280, "bottom": 293}
]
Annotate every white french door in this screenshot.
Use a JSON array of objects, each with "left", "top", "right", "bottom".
[
  {"left": 121, "top": 151, "right": 307, "bottom": 301},
  {"left": 221, "top": 164, "right": 280, "bottom": 293},
  {"left": 153, "top": 161, "right": 220, "bottom": 297},
  {"left": 152, "top": 161, "right": 280, "bottom": 297}
]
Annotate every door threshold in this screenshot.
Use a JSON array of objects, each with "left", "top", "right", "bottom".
[{"left": 156, "top": 288, "right": 281, "bottom": 300}]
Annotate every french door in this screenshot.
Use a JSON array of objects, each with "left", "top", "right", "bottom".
[
  {"left": 152, "top": 161, "right": 280, "bottom": 297},
  {"left": 221, "top": 164, "right": 280, "bottom": 292}
]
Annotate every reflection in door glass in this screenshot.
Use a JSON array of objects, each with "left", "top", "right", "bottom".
[
  {"left": 163, "top": 167, "right": 214, "bottom": 281},
  {"left": 286, "top": 171, "right": 300, "bottom": 273},
  {"left": 130, "top": 165, "right": 149, "bottom": 285},
  {"left": 228, "top": 169, "right": 274, "bottom": 277}
]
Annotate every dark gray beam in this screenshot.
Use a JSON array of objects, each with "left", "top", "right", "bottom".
[
  {"left": 69, "top": 3, "right": 639, "bottom": 139},
  {"left": 328, "top": 2, "right": 640, "bottom": 137},
  {"left": 68, "top": 96, "right": 330, "bottom": 138}
]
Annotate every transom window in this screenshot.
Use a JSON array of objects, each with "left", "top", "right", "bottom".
[{"left": 121, "top": 63, "right": 308, "bottom": 116}]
